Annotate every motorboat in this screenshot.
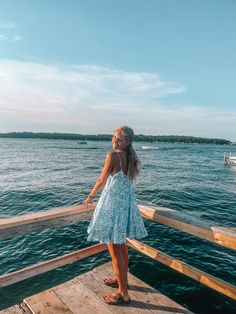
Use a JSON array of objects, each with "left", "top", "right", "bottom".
[
  {"left": 141, "top": 145, "right": 159, "bottom": 150},
  {"left": 77, "top": 141, "right": 87, "bottom": 144},
  {"left": 224, "top": 152, "right": 236, "bottom": 165}
]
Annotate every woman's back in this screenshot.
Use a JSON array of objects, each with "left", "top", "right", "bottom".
[{"left": 110, "top": 151, "right": 128, "bottom": 176}]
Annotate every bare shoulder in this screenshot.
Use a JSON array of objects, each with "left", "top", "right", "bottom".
[
  {"left": 106, "top": 151, "right": 116, "bottom": 159},
  {"left": 105, "top": 151, "right": 117, "bottom": 165}
]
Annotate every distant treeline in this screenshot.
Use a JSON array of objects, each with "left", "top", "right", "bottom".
[{"left": 0, "top": 132, "right": 231, "bottom": 144}]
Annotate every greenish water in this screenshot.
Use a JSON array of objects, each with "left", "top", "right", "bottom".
[{"left": 0, "top": 138, "right": 236, "bottom": 313}]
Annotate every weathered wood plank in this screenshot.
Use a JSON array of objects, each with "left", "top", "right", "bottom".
[
  {"left": 1, "top": 204, "right": 235, "bottom": 250},
  {"left": 2, "top": 262, "right": 192, "bottom": 314},
  {"left": 96, "top": 262, "right": 192, "bottom": 314},
  {"left": 0, "top": 205, "right": 94, "bottom": 237},
  {"left": 127, "top": 239, "right": 236, "bottom": 301},
  {"left": 53, "top": 278, "right": 113, "bottom": 314},
  {"left": 0, "top": 244, "right": 107, "bottom": 288},
  {"left": 0, "top": 213, "right": 93, "bottom": 240},
  {"left": 0, "top": 205, "right": 94, "bottom": 229},
  {"left": 23, "top": 289, "right": 73, "bottom": 314},
  {"left": 0, "top": 305, "right": 23, "bottom": 314},
  {"left": 77, "top": 268, "right": 152, "bottom": 313},
  {"left": 139, "top": 205, "right": 236, "bottom": 250}
]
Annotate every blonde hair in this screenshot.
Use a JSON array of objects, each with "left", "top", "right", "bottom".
[{"left": 115, "top": 126, "right": 140, "bottom": 180}]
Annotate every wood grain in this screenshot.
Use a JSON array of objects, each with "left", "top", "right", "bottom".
[
  {"left": 0, "top": 244, "right": 107, "bottom": 288},
  {"left": 127, "top": 239, "right": 236, "bottom": 300}
]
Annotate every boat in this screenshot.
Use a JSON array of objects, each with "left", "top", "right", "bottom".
[
  {"left": 141, "top": 145, "right": 159, "bottom": 150},
  {"left": 224, "top": 152, "right": 236, "bottom": 165},
  {"left": 77, "top": 141, "right": 87, "bottom": 144}
]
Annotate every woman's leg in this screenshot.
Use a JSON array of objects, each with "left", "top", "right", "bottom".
[
  {"left": 106, "top": 243, "right": 129, "bottom": 300},
  {"left": 107, "top": 243, "right": 118, "bottom": 283},
  {"left": 120, "top": 244, "right": 129, "bottom": 285},
  {"left": 105, "top": 244, "right": 129, "bottom": 285},
  {"left": 121, "top": 244, "right": 129, "bottom": 271}
]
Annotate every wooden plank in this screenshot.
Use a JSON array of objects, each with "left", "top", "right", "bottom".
[
  {"left": 1, "top": 203, "right": 235, "bottom": 250},
  {"left": 0, "top": 305, "right": 23, "bottom": 314},
  {"left": 127, "top": 239, "right": 236, "bottom": 301},
  {"left": 139, "top": 205, "right": 236, "bottom": 250},
  {"left": 23, "top": 289, "right": 72, "bottom": 314},
  {"left": 0, "top": 244, "right": 107, "bottom": 288},
  {"left": 18, "top": 303, "right": 32, "bottom": 314},
  {"left": 77, "top": 268, "right": 151, "bottom": 313},
  {"left": 0, "top": 205, "right": 94, "bottom": 240},
  {"left": 1, "top": 204, "right": 235, "bottom": 250},
  {"left": 2, "top": 262, "right": 191, "bottom": 314},
  {"left": 0, "top": 212, "right": 93, "bottom": 240},
  {"left": 53, "top": 278, "right": 113, "bottom": 314},
  {"left": 96, "top": 262, "right": 192, "bottom": 314},
  {"left": 0, "top": 204, "right": 95, "bottom": 230}
]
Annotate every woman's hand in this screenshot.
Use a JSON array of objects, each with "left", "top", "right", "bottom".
[
  {"left": 82, "top": 153, "right": 113, "bottom": 208},
  {"left": 83, "top": 195, "right": 94, "bottom": 208}
]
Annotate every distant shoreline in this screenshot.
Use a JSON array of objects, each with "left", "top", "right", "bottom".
[{"left": 0, "top": 132, "right": 232, "bottom": 145}]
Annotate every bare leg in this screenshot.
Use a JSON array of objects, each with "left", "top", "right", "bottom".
[
  {"left": 106, "top": 244, "right": 118, "bottom": 284},
  {"left": 106, "top": 244, "right": 129, "bottom": 285},
  {"left": 106, "top": 243, "right": 129, "bottom": 300},
  {"left": 120, "top": 244, "right": 129, "bottom": 285},
  {"left": 121, "top": 244, "right": 129, "bottom": 270}
]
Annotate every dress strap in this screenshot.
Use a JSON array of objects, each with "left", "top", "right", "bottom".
[{"left": 116, "top": 152, "right": 123, "bottom": 172}]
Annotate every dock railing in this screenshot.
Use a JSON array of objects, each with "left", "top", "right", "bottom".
[{"left": 0, "top": 204, "right": 235, "bottom": 301}]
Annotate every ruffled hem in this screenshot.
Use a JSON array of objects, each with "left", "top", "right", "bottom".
[{"left": 87, "top": 229, "right": 148, "bottom": 244}]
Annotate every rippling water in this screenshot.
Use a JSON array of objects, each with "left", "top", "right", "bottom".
[{"left": 0, "top": 138, "right": 236, "bottom": 313}]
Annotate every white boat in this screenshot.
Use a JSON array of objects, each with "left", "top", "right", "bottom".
[
  {"left": 224, "top": 152, "right": 236, "bottom": 165},
  {"left": 141, "top": 145, "right": 159, "bottom": 150}
]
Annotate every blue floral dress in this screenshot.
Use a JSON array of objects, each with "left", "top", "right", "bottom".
[{"left": 87, "top": 153, "right": 148, "bottom": 244}]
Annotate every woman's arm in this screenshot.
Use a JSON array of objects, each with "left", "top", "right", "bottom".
[{"left": 83, "top": 152, "right": 113, "bottom": 207}]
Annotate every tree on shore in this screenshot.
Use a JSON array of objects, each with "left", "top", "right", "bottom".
[{"left": 0, "top": 132, "right": 231, "bottom": 145}]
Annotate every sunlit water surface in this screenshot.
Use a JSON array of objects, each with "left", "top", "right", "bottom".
[{"left": 0, "top": 138, "right": 236, "bottom": 313}]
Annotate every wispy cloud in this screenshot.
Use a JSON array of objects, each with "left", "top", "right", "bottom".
[
  {"left": 0, "top": 22, "right": 17, "bottom": 29},
  {"left": 0, "top": 34, "right": 8, "bottom": 41},
  {"left": 10, "top": 34, "right": 21, "bottom": 42},
  {"left": 0, "top": 21, "right": 21, "bottom": 42},
  {"left": 0, "top": 60, "right": 185, "bottom": 112},
  {"left": 0, "top": 33, "right": 21, "bottom": 42},
  {"left": 0, "top": 59, "right": 235, "bottom": 139}
]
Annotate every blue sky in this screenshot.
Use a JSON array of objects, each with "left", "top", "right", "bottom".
[{"left": 0, "top": 0, "right": 235, "bottom": 140}]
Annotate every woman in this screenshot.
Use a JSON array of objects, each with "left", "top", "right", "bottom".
[{"left": 83, "top": 126, "right": 147, "bottom": 305}]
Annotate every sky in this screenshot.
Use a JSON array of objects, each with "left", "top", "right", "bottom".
[{"left": 0, "top": 0, "right": 235, "bottom": 140}]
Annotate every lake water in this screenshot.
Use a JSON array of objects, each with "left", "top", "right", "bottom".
[{"left": 0, "top": 138, "right": 236, "bottom": 313}]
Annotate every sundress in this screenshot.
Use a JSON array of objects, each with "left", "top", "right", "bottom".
[{"left": 87, "top": 152, "right": 148, "bottom": 244}]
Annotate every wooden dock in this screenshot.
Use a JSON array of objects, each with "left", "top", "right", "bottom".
[
  {"left": 0, "top": 262, "right": 192, "bottom": 314},
  {"left": 0, "top": 204, "right": 235, "bottom": 312}
]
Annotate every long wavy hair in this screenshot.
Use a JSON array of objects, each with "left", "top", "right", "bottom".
[{"left": 115, "top": 126, "right": 140, "bottom": 180}]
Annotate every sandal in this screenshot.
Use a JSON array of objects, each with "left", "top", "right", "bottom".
[
  {"left": 103, "top": 293, "right": 131, "bottom": 305},
  {"left": 103, "top": 278, "right": 130, "bottom": 289},
  {"left": 104, "top": 278, "right": 118, "bottom": 288}
]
